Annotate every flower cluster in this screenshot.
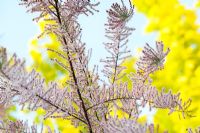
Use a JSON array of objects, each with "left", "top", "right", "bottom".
[
  {"left": 136, "top": 41, "right": 170, "bottom": 78},
  {"left": 106, "top": 2, "right": 133, "bottom": 29},
  {"left": 102, "top": 2, "right": 134, "bottom": 84},
  {"left": 0, "top": 0, "right": 194, "bottom": 132},
  {"left": 0, "top": 120, "right": 38, "bottom": 133}
]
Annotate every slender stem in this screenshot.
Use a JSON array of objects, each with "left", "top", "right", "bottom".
[
  {"left": 112, "top": 37, "right": 120, "bottom": 85},
  {"left": 86, "top": 97, "right": 138, "bottom": 111},
  {"left": 53, "top": 1, "right": 93, "bottom": 132}
]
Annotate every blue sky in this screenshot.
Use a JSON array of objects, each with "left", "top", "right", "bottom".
[
  {"left": 0, "top": 0, "right": 158, "bottom": 67},
  {"left": 0, "top": 0, "right": 194, "bottom": 67}
]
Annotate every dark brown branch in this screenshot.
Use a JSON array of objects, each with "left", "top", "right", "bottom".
[{"left": 53, "top": 0, "right": 93, "bottom": 132}]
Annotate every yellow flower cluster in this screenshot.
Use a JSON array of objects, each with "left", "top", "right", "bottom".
[
  {"left": 133, "top": 0, "right": 200, "bottom": 132},
  {"left": 30, "top": 20, "right": 69, "bottom": 83}
]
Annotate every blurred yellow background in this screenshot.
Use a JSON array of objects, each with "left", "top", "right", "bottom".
[{"left": 133, "top": 0, "right": 200, "bottom": 132}]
